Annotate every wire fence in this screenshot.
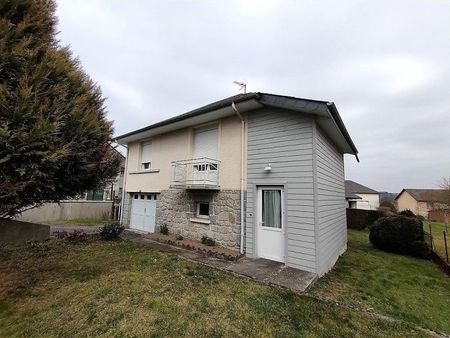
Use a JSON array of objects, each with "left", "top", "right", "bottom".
[{"left": 424, "top": 223, "right": 450, "bottom": 275}]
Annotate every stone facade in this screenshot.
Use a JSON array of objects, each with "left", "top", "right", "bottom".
[
  {"left": 156, "top": 189, "right": 242, "bottom": 249},
  {"left": 121, "top": 192, "right": 132, "bottom": 226}
]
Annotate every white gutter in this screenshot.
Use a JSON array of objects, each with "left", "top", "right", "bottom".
[
  {"left": 232, "top": 102, "right": 245, "bottom": 255},
  {"left": 119, "top": 145, "right": 129, "bottom": 224}
]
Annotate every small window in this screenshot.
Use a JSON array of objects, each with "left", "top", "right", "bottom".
[
  {"left": 197, "top": 202, "right": 210, "bottom": 218},
  {"left": 140, "top": 194, "right": 145, "bottom": 199},
  {"left": 134, "top": 194, "right": 138, "bottom": 199},
  {"left": 141, "top": 141, "right": 152, "bottom": 170}
]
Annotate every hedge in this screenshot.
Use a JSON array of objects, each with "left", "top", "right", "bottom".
[{"left": 346, "top": 208, "right": 383, "bottom": 230}]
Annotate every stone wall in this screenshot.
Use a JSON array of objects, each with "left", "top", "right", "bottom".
[
  {"left": 0, "top": 220, "right": 50, "bottom": 244},
  {"left": 157, "top": 189, "right": 241, "bottom": 249},
  {"left": 122, "top": 192, "right": 132, "bottom": 226}
]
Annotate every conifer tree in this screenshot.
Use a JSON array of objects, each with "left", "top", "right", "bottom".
[{"left": 0, "top": 0, "right": 121, "bottom": 218}]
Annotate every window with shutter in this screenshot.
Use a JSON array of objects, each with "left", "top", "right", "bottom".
[
  {"left": 194, "top": 126, "right": 218, "bottom": 159},
  {"left": 141, "top": 141, "right": 152, "bottom": 170}
]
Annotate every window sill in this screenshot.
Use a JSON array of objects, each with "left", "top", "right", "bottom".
[
  {"left": 190, "top": 217, "right": 211, "bottom": 225},
  {"left": 129, "top": 169, "right": 160, "bottom": 175}
]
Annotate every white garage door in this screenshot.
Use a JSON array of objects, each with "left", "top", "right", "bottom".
[{"left": 130, "top": 193, "right": 158, "bottom": 232}]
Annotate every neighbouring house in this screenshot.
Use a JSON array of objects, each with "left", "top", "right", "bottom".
[
  {"left": 18, "top": 147, "right": 126, "bottom": 223},
  {"left": 84, "top": 147, "right": 126, "bottom": 202},
  {"left": 115, "top": 92, "right": 358, "bottom": 276},
  {"left": 345, "top": 180, "right": 379, "bottom": 210},
  {"left": 395, "top": 189, "right": 449, "bottom": 221}
]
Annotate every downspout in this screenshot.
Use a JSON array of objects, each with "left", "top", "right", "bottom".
[
  {"left": 232, "top": 102, "right": 245, "bottom": 254},
  {"left": 119, "top": 145, "right": 129, "bottom": 224}
]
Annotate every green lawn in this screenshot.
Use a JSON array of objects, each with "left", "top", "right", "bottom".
[
  {"left": 45, "top": 218, "right": 109, "bottom": 226},
  {"left": 424, "top": 221, "right": 449, "bottom": 259},
  {"left": 311, "top": 230, "right": 450, "bottom": 335},
  {"left": 0, "top": 238, "right": 425, "bottom": 337}
]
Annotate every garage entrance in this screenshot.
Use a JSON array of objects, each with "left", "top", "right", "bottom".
[{"left": 130, "top": 193, "right": 158, "bottom": 232}]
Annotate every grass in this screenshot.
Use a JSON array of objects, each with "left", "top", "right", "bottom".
[
  {"left": 424, "top": 221, "right": 449, "bottom": 259},
  {"left": 311, "top": 229, "right": 450, "bottom": 335},
  {"left": 45, "top": 218, "right": 110, "bottom": 226},
  {"left": 0, "top": 239, "right": 425, "bottom": 337}
]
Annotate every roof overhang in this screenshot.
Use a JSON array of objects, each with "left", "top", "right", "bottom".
[
  {"left": 115, "top": 92, "right": 358, "bottom": 161},
  {"left": 115, "top": 98, "right": 262, "bottom": 144}
]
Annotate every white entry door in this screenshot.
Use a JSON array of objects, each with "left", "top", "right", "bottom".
[
  {"left": 257, "top": 186, "right": 285, "bottom": 262},
  {"left": 130, "top": 193, "right": 157, "bottom": 232}
]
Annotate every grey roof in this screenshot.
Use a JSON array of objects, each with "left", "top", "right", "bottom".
[
  {"left": 345, "top": 180, "right": 378, "bottom": 195},
  {"left": 346, "top": 191, "right": 362, "bottom": 200},
  {"left": 395, "top": 189, "right": 449, "bottom": 203},
  {"left": 115, "top": 93, "right": 258, "bottom": 141},
  {"left": 114, "top": 92, "right": 358, "bottom": 157}
]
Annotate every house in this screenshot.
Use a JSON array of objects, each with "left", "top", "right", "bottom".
[
  {"left": 345, "top": 180, "right": 379, "bottom": 210},
  {"left": 395, "top": 189, "right": 449, "bottom": 221},
  {"left": 84, "top": 149, "right": 126, "bottom": 203},
  {"left": 115, "top": 92, "right": 358, "bottom": 276},
  {"left": 17, "top": 148, "right": 126, "bottom": 223}
]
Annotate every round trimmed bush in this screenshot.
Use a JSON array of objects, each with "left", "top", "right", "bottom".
[
  {"left": 399, "top": 209, "right": 416, "bottom": 217},
  {"left": 369, "top": 216, "right": 430, "bottom": 259}
]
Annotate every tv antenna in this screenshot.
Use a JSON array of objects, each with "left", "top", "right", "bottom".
[{"left": 233, "top": 80, "right": 247, "bottom": 94}]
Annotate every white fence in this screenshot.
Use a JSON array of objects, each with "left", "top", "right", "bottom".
[{"left": 17, "top": 200, "right": 113, "bottom": 223}]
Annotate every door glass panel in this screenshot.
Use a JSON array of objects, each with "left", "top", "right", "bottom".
[{"left": 262, "top": 190, "right": 282, "bottom": 228}]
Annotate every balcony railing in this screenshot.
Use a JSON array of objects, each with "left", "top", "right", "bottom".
[{"left": 171, "top": 157, "right": 220, "bottom": 190}]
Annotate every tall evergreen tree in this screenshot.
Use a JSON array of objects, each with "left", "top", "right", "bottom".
[{"left": 0, "top": 0, "right": 121, "bottom": 218}]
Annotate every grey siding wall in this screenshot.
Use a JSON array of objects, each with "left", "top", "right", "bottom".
[
  {"left": 245, "top": 108, "right": 316, "bottom": 273},
  {"left": 315, "top": 126, "right": 347, "bottom": 275}
]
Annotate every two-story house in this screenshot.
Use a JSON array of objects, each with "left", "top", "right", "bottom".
[{"left": 115, "top": 92, "right": 358, "bottom": 276}]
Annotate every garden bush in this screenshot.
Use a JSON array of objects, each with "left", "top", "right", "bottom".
[
  {"left": 160, "top": 224, "right": 169, "bottom": 235},
  {"left": 399, "top": 209, "right": 416, "bottom": 217},
  {"left": 380, "top": 200, "right": 397, "bottom": 213},
  {"left": 54, "top": 230, "right": 89, "bottom": 243},
  {"left": 99, "top": 222, "right": 124, "bottom": 240},
  {"left": 347, "top": 209, "right": 383, "bottom": 230},
  {"left": 201, "top": 236, "right": 216, "bottom": 246},
  {"left": 369, "top": 216, "right": 430, "bottom": 259}
]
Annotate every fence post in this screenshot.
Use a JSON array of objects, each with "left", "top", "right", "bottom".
[
  {"left": 429, "top": 224, "right": 433, "bottom": 250},
  {"left": 444, "top": 231, "right": 449, "bottom": 264}
]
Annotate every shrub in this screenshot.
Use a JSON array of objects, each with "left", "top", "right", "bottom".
[
  {"left": 160, "top": 224, "right": 169, "bottom": 235},
  {"left": 54, "top": 230, "right": 89, "bottom": 243},
  {"left": 416, "top": 215, "right": 426, "bottom": 222},
  {"left": 346, "top": 209, "right": 383, "bottom": 230},
  {"left": 367, "top": 210, "right": 383, "bottom": 225},
  {"left": 369, "top": 216, "right": 430, "bottom": 259},
  {"left": 380, "top": 200, "right": 397, "bottom": 213},
  {"left": 201, "top": 236, "right": 216, "bottom": 246},
  {"left": 176, "top": 234, "right": 184, "bottom": 241},
  {"left": 399, "top": 209, "right": 416, "bottom": 217},
  {"left": 99, "top": 222, "right": 124, "bottom": 240},
  {"left": 378, "top": 206, "right": 394, "bottom": 217}
]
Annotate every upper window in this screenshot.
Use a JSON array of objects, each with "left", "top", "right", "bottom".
[{"left": 141, "top": 141, "right": 152, "bottom": 170}]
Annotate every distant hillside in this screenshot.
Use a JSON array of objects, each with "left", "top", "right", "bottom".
[{"left": 379, "top": 192, "right": 398, "bottom": 203}]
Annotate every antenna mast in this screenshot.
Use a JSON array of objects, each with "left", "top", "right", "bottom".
[{"left": 233, "top": 80, "right": 247, "bottom": 94}]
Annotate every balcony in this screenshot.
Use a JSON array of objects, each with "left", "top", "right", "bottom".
[{"left": 171, "top": 158, "right": 220, "bottom": 190}]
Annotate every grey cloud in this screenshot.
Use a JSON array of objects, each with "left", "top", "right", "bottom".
[{"left": 55, "top": 0, "right": 450, "bottom": 192}]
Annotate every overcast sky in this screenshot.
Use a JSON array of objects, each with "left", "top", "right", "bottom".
[{"left": 55, "top": 0, "right": 449, "bottom": 193}]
